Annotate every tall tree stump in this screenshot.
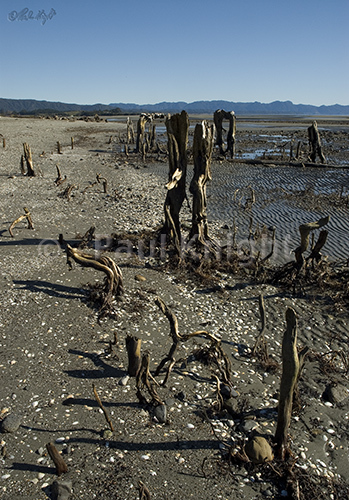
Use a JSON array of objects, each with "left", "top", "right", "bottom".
[
  {"left": 308, "top": 121, "right": 326, "bottom": 163},
  {"left": 163, "top": 110, "right": 189, "bottom": 254},
  {"left": 136, "top": 115, "right": 147, "bottom": 153},
  {"left": 275, "top": 308, "right": 300, "bottom": 459},
  {"left": 127, "top": 117, "right": 135, "bottom": 144},
  {"left": 189, "top": 121, "right": 214, "bottom": 248},
  {"left": 213, "top": 109, "right": 236, "bottom": 157},
  {"left": 23, "top": 143, "right": 35, "bottom": 176}
]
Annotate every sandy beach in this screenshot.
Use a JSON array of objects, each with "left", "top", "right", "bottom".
[{"left": 0, "top": 114, "right": 348, "bottom": 500}]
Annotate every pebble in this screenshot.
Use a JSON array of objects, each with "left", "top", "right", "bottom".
[
  {"left": 51, "top": 479, "right": 72, "bottom": 500},
  {"left": 187, "top": 423, "right": 195, "bottom": 429},
  {"left": 0, "top": 413, "right": 22, "bottom": 433},
  {"left": 154, "top": 404, "right": 167, "bottom": 424},
  {"left": 240, "top": 420, "right": 259, "bottom": 433},
  {"left": 1, "top": 474, "right": 11, "bottom": 480},
  {"left": 119, "top": 375, "right": 130, "bottom": 386},
  {"left": 55, "top": 437, "right": 65, "bottom": 443},
  {"left": 141, "top": 454, "right": 150, "bottom": 460}
]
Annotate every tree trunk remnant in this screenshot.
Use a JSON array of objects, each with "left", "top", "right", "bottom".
[
  {"left": 23, "top": 143, "right": 35, "bottom": 176},
  {"left": 126, "top": 335, "right": 142, "bottom": 377},
  {"left": 189, "top": 120, "right": 217, "bottom": 253},
  {"left": 163, "top": 110, "right": 189, "bottom": 254},
  {"left": 308, "top": 121, "right": 326, "bottom": 163},
  {"left": 213, "top": 109, "right": 236, "bottom": 157},
  {"left": 136, "top": 115, "right": 147, "bottom": 153},
  {"left": 127, "top": 117, "right": 135, "bottom": 144},
  {"left": 275, "top": 307, "right": 300, "bottom": 459}
]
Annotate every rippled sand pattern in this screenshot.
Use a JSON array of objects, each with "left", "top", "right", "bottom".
[{"left": 208, "top": 162, "right": 349, "bottom": 262}]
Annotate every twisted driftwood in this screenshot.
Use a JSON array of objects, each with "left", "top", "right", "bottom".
[
  {"left": 64, "top": 243, "right": 123, "bottom": 314},
  {"left": 154, "top": 297, "right": 228, "bottom": 387},
  {"left": 136, "top": 353, "right": 162, "bottom": 405},
  {"left": 9, "top": 207, "right": 34, "bottom": 237},
  {"left": 295, "top": 215, "right": 330, "bottom": 266}
]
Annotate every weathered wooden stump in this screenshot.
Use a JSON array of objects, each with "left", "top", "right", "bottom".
[
  {"left": 126, "top": 117, "right": 135, "bottom": 144},
  {"left": 189, "top": 121, "right": 215, "bottom": 250},
  {"left": 213, "top": 109, "right": 236, "bottom": 157},
  {"left": 23, "top": 142, "right": 35, "bottom": 176},
  {"left": 308, "top": 121, "right": 326, "bottom": 163},
  {"left": 163, "top": 110, "right": 189, "bottom": 254},
  {"left": 136, "top": 115, "right": 147, "bottom": 153},
  {"left": 126, "top": 335, "right": 142, "bottom": 377},
  {"left": 275, "top": 307, "right": 300, "bottom": 459}
]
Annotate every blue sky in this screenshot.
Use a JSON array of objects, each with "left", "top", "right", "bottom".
[{"left": 1, "top": 0, "right": 348, "bottom": 106}]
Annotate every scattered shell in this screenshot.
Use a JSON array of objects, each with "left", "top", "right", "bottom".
[
  {"left": 141, "top": 454, "right": 150, "bottom": 460},
  {"left": 187, "top": 423, "right": 195, "bottom": 429},
  {"left": 55, "top": 437, "right": 65, "bottom": 443}
]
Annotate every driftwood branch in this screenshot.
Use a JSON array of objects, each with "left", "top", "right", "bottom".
[
  {"left": 136, "top": 353, "right": 162, "bottom": 405},
  {"left": 55, "top": 165, "right": 67, "bottom": 186},
  {"left": 46, "top": 443, "right": 68, "bottom": 476},
  {"left": 155, "top": 296, "right": 228, "bottom": 386},
  {"left": 93, "top": 383, "right": 114, "bottom": 432},
  {"left": 63, "top": 243, "right": 123, "bottom": 315},
  {"left": 9, "top": 207, "right": 34, "bottom": 237},
  {"left": 251, "top": 294, "right": 268, "bottom": 358},
  {"left": 295, "top": 215, "right": 330, "bottom": 265}
]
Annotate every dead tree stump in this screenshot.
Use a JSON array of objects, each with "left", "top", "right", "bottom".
[
  {"left": 163, "top": 111, "right": 189, "bottom": 254},
  {"left": 127, "top": 117, "right": 135, "bottom": 144},
  {"left": 136, "top": 115, "right": 147, "bottom": 153},
  {"left": 189, "top": 120, "right": 218, "bottom": 254},
  {"left": 23, "top": 143, "right": 35, "bottom": 176},
  {"left": 308, "top": 121, "right": 326, "bottom": 163},
  {"left": 213, "top": 109, "right": 236, "bottom": 157},
  {"left": 275, "top": 307, "right": 300, "bottom": 459},
  {"left": 126, "top": 335, "right": 142, "bottom": 377}
]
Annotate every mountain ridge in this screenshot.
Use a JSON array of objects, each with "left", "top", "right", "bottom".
[{"left": 1, "top": 97, "right": 349, "bottom": 115}]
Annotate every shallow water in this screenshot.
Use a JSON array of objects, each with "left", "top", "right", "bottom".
[{"left": 147, "top": 160, "right": 349, "bottom": 262}]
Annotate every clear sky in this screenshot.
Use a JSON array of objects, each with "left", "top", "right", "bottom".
[{"left": 1, "top": 0, "right": 348, "bottom": 106}]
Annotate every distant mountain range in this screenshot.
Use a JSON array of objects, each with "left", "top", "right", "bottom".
[{"left": 1, "top": 98, "right": 349, "bottom": 115}]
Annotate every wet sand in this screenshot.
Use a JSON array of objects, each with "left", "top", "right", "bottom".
[{"left": 0, "top": 115, "right": 348, "bottom": 499}]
